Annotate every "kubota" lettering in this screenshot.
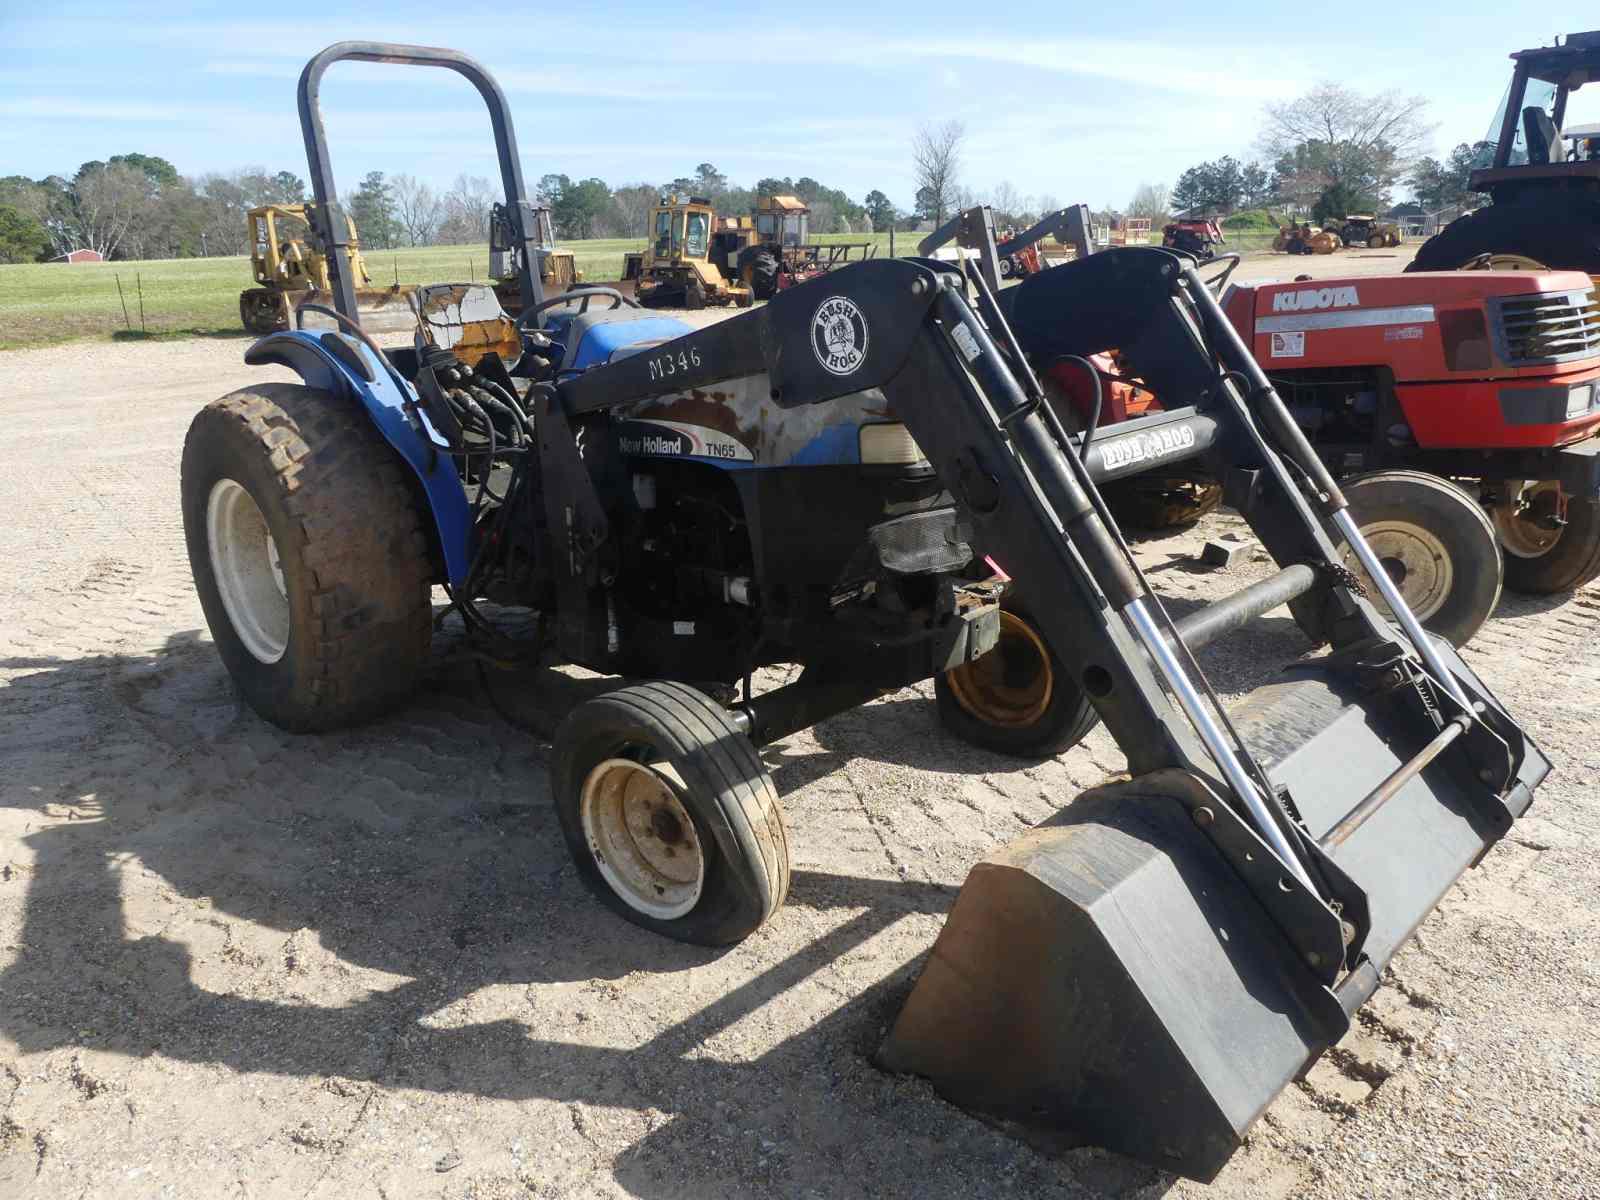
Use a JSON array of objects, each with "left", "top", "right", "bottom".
[{"left": 1271, "top": 285, "right": 1360, "bottom": 313}]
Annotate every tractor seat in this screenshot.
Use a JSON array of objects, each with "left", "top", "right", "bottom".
[
  {"left": 410, "top": 283, "right": 521, "bottom": 370},
  {"left": 1523, "top": 106, "right": 1566, "bottom": 164}
]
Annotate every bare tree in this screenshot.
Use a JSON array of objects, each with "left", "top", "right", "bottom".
[
  {"left": 989, "top": 180, "right": 1024, "bottom": 223},
  {"left": 609, "top": 183, "right": 659, "bottom": 239},
  {"left": 1259, "top": 83, "right": 1435, "bottom": 203},
  {"left": 912, "top": 119, "right": 965, "bottom": 225},
  {"left": 73, "top": 163, "right": 153, "bottom": 259},
  {"left": 1127, "top": 182, "right": 1171, "bottom": 221},
  {"left": 436, "top": 174, "right": 496, "bottom": 244},
  {"left": 393, "top": 174, "right": 442, "bottom": 247}
]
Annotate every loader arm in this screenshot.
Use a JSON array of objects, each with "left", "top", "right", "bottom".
[{"left": 557, "top": 247, "right": 1544, "bottom": 974}]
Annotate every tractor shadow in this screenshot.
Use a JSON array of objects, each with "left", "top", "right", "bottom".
[{"left": 0, "top": 632, "right": 1175, "bottom": 1199}]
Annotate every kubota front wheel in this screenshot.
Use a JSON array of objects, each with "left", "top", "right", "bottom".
[
  {"left": 181, "top": 383, "right": 434, "bottom": 731},
  {"left": 935, "top": 600, "right": 1100, "bottom": 758},
  {"left": 1338, "top": 470, "right": 1502, "bottom": 647},
  {"left": 1493, "top": 483, "right": 1600, "bottom": 594}
]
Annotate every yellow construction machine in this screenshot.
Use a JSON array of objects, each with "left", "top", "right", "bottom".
[
  {"left": 621, "top": 195, "right": 753, "bottom": 308},
  {"left": 488, "top": 202, "right": 581, "bottom": 315},
  {"left": 238, "top": 204, "right": 410, "bottom": 334}
]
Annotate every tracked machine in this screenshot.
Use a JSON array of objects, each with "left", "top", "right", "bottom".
[
  {"left": 183, "top": 42, "right": 1551, "bottom": 1184},
  {"left": 238, "top": 203, "right": 410, "bottom": 334}
]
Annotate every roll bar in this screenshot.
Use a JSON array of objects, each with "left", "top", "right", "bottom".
[{"left": 296, "top": 41, "right": 545, "bottom": 325}]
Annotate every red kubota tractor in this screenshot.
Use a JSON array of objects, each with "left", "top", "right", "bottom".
[
  {"left": 1163, "top": 216, "right": 1227, "bottom": 262},
  {"left": 928, "top": 208, "right": 1600, "bottom": 759}
]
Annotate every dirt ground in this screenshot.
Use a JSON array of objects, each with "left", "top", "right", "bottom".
[{"left": 3, "top": 251, "right": 1598, "bottom": 1199}]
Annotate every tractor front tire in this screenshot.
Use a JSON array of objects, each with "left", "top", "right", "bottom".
[
  {"left": 1339, "top": 470, "right": 1502, "bottom": 648},
  {"left": 935, "top": 600, "right": 1100, "bottom": 758},
  {"left": 181, "top": 383, "right": 434, "bottom": 732},
  {"left": 239, "top": 289, "right": 287, "bottom": 335},
  {"left": 1494, "top": 485, "right": 1600, "bottom": 594},
  {"left": 552, "top": 682, "right": 790, "bottom": 945},
  {"left": 1408, "top": 202, "right": 1600, "bottom": 273}
]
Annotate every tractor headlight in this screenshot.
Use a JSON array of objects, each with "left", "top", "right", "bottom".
[
  {"left": 1566, "top": 382, "right": 1596, "bottom": 419},
  {"left": 859, "top": 423, "right": 929, "bottom": 466}
]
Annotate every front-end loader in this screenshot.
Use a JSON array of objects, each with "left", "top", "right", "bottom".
[
  {"left": 183, "top": 41, "right": 1550, "bottom": 1184},
  {"left": 619, "top": 195, "right": 753, "bottom": 308},
  {"left": 1336, "top": 213, "right": 1404, "bottom": 248},
  {"left": 238, "top": 203, "right": 410, "bottom": 334}
]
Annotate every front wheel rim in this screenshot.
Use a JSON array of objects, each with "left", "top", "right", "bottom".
[
  {"left": 206, "top": 477, "right": 290, "bottom": 663},
  {"left": 945, "top": 610, "right": 1054, "bottom": 728},
  {"left": 1495, "top": 481, "right": 1565, "bottom": 558},
  {"left": 579, "top": 758, "right": 705, "bottom": 920},
  {"left": 1341, "top": 519, "right": 1454, "bottom": 623}
]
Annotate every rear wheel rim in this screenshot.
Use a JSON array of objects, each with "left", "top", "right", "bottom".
[
  {"left": 1341, "top": 519, "right": 1454, "bottom": 623},
  {"left": 579, "top": 757, "right": 705, "bottom": 920},
  {"left": 945, "top": 610, "right": 1054, "bottom": 728},
  {"left": 206, "top": 477, "right": 289, "bottom": 664},
  {"left": 1495, "top": 481, "right": 1565, "bottom": 558}
]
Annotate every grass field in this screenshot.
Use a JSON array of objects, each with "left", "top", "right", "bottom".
[
  {"left": 0, "top": 231, "right": 921, "bottom": 351},
  {"left": 0, "top": 228, "right": 1290, "bottom": 351}
]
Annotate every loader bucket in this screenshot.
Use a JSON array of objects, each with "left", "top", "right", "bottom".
[
  {"left": 880, "top": 640, "right": 1547, "bottom": 1181},
  {"left": 292, "top": 287, "right": 418, "bottom": 335}
]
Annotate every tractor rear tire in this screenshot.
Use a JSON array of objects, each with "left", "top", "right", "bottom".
[
  {"left": 1408, "top": 202, "right": 1600, "bottom": 273},
  {"left": 935, "top": 600, "right": 1100, "bottom": 758},
  {"left": 748, "top": 252, "right": 780, "bottom": 301},
  {"left": 1494, "top": 485, "right": 1600, "bottom": 594},
  {"left": 552, "top": 681, "right": 790, "bottom": 945},
  {"left": 1338, "top": 470, "right": 1502, "bottom": 647},
  {"left": 181, "top": 383, "right": 434, "bottom": 732}
]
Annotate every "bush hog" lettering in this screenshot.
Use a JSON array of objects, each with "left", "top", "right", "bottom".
[{"left": 1096, "top": 424, "right": 1197, "bottom": 472}]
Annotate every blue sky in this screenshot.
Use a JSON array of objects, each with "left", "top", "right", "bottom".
[{"left": 0, "top": 3, "right": 1581, "bottom": 212}]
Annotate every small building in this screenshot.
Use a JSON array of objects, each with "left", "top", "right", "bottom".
[{"left": 54, "top": 249, "right": 104, "bottom": 264}]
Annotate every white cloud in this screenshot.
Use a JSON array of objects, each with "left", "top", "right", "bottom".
[{"left": 0, "top": 98, "right": 189, "bottom": 122}]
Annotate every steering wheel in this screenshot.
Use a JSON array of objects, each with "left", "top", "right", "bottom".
[
  {"left": 1197, "top": 253, "right": 1241, "bottom": 295},
  {"left": 516, "top": 287, "right": 636, "bottom": 332}
]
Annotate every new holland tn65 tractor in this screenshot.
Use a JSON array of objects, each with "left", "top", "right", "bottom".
[{"left": 182, "top": 43, "right": 1549, "bottom": 1181}]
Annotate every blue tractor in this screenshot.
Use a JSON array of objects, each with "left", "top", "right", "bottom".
[{"left": 181, "top": 41, "right": 1548, "bottom": 1181}]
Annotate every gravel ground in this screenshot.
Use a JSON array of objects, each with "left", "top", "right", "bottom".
[{"left": 2, "top": 253, "right": 1597, "bottom": 1199}]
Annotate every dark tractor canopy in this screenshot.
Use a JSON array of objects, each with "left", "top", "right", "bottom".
[{"left": 1474, "top": 31, "right": 1600, "bottom": 192}]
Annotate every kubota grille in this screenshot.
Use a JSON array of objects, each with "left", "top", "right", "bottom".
[{"left": 1489, "top": 287, "right": 1600, "bottom": 365}]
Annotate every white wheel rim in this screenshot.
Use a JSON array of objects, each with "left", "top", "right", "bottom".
[
  {"left": 1341, "top": 519, "right": 1454, "bottom": 623},
  {"left": 1494, "top": 481, "right": 1564, "bottom": 559},
  {"left": 579, "top": 758, "right": 705, "bottom": 920},
  {"left": 206, "top": 477, "right": 290, "bottom": 664}
]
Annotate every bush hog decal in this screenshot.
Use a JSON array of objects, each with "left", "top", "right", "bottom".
[
  {"left": 1270, "top": 331, "right": 1306, "bottom": 358},
  {"left": 615, "top": 419, "right": 754, "bottom": 462},
  {"left": 1091, "top": 423, "right": 1197, "bottom": 473},
  {"left": 813, "top": 295, "right": 870, "bottom": 375}
]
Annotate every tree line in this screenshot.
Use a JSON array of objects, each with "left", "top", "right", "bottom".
[
  {"left": 1164, "top": 82, "right": 1479, "bottom": 223},
  {"left": 0, "top": 155, "right": 913, "bottom": 264}
]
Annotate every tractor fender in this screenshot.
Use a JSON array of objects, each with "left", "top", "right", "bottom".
[{"left": 244, "top": 330, "right": 474, "bottom": 585}]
